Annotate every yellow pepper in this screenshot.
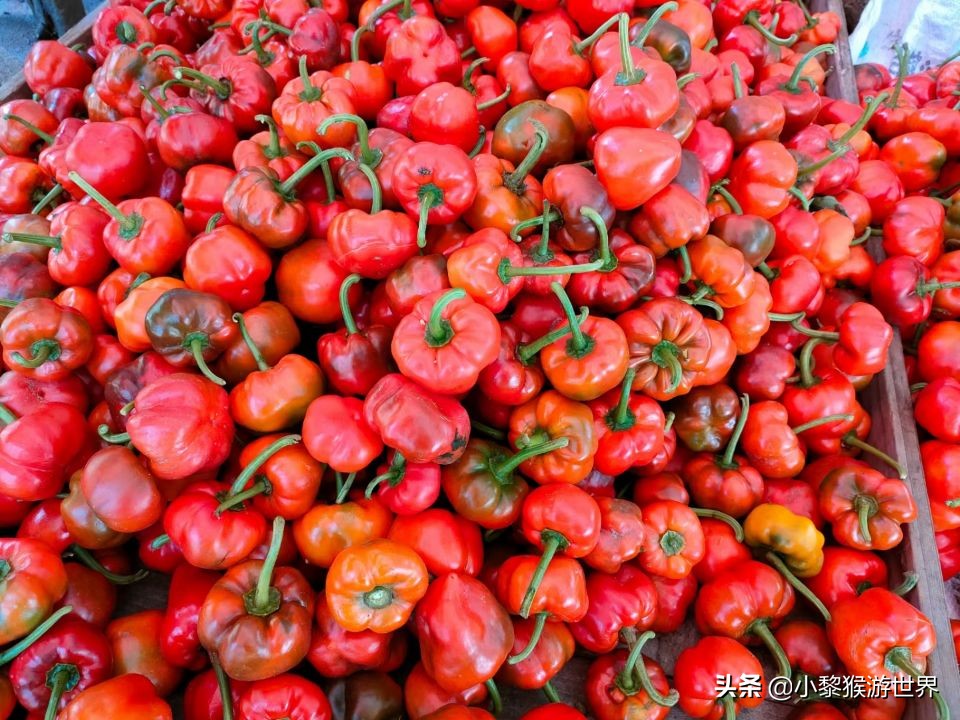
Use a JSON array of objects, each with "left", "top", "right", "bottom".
[{"left": 743, "top": 503, "right": 825, "bottom": 578}]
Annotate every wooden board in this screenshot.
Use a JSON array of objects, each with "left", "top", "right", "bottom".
[
  {"left": 809, "top": 1, "right": 960, "bottom": 718},
  {"left": 2, "top": 2, "right": 956, "bottom": 718}
]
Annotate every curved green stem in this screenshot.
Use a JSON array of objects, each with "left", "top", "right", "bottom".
[
  {"left": 336, "top": 471, "right": 358, "bottom": 504},
  {"left": 797, "top": 336, "right": 822, "bottom": 388},
  {"left": 31, "top": 184, "right": 62, "bottom": 214},
  {"left": 232, "top": 312, "right": 269, "bottom": 371},
  {"left": 415, "top": 184, "right": 443, "bottom": 248},
  {"left": 750, "top": 621, "right": 792, "bottom": 681},
  {"left": 356, "top": 162, "right": 383, "bottom": 214},
  {"left": 616, "top": 630, "right": 679, "bottom": 706},
  {"left": 677, "top": 245, "right": 692, "bottom": 284},
  {"left": 189, "top": 337, "right": 226, "bottom": 386},
  {"left": 477, "top": 87, "right": 510, "bottom": 110},
  {"left": 730, "top": 62, "right": 743, "bottom": 100},
  {"left": 174, "top": 66, "right": 231, "bottom": 98},
  {"left": 745, "top": 9, "right": 797, "bottom": 45},
  {"left": 485, "top": 679, "right": 502, "bottom": 716},
  {"left": 0, "top": 403, "right": 17, "bottom": 426},
  {"left": 691, "top": 508, "right": 744, "bottom": 542},
  {"left": 843, "top": 433, "right": 907, "bottom": 480},
  {"left": 492, "top": 438, "right": 569, "bottom": 479},
  {"left": 886, "top": 647, "right": 949, "bottom": 720},
  {"left": 211, "top": 653, "right": 234, "bottom": 720},
  {"left": 611, "top": 366, "right": 638, "bottom": 428},
  {"left": 511, "top": 209, "right": 560, "bottom": 241},
  {"left": 339, "top": 274, "right": 362, "bottom": 335},
  {"left": 2, "top": 231, "right": 61, "bottom": 249},
  {"left": 424, "top": 288, "right": 466, "bottom": 347},
  {"left": 462, "top": 56, "right": 489, "bottom": 94},
  {"left": 721, "top": 694, "right": 736, "bottom": 720},
  {"left": 254, "top": 114, "right": 286, "bottom": 160},
  {"left": 615, "top": 12, "right": 645, "bottom": 85},
  {"left": 282, "top": 146, "right": 353, "bottom": 195},
  {"left": 721, "top": 393, "right": 750, "bottom": 468},
  {"left": 888, "top": 43, "right": 908, "bottom": 107},
  {"left": 784, "top": 44, "right": 835, "bottom": 92},
  {"left": 66, "top": 172, "right": 141, "bottom": 237},
  {"left": 574, "top": 13, "right": 624, "bottom": 54},
  {"left": 508, "top": 611, "right": 549, "bottom": 664},
  {"left": 71, "top": 546, "right": 149, "bottom": 585},
  {"left": 711, "top": 182, "right": 743, "bottom": 214},
  {"left": 516, "top": 308, "right": 589, "bottom": 363},
  {"left": 580, "top": 207, "right": 613, "bottom": 270},
  {"left": 227, "top": 434, "right": 301, "bottom": 497},
  {"left": 43, "top": 663, "right": 78, "bottom": 720},
  {"left": 319, "top": 113, "right": 382, "bottom": 168},
  {"left": 504, "top": 120, "right": 548, "bottom": 190},
  {"left": 551, "top": 281, "right": 588, "bottom": 352},
  {"left": 3, "top": 113, "right": 53, "bottom": 145},
  {"left": 246, "top": 516, "right": 285, "bottom": 616},
  {"left": 652, "top": 340, "right": 684, "bottom": 393},
  {"left": 519, "top": 531, "right": 568, "bottom": 618},
  {"left": 11, "top": 340, "right": 56, "bottom": 369},
  {"left": 892, "top": 572, "right": 918, "bottom": 596},
  {"left": 541, "top": 680, "right": 560, "bottom": 704},
  {"left": 765, "top": 551, "right": 831, "bottom": 622},
  {"left": 0, "top": 605, "right": 72, "bottom": 665},
  {"left": 97, "top": 425, "right": 130, "bottom": 444},
  {"left": 791, "top": 414, "right": 854, "bottom": 435},
  {"left": 633, "top": 2, "right": 678, "bottom": 48}
]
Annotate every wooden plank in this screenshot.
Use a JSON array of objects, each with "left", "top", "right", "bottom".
[
  {"left": 0, "top": 2, "right": 954, "bottom": 719},
  {"left": 0, "top": 3, "right": 99, "bottom": 102},
  {"left": 809, "top": 1, "right": 960, "bottom": 717}
]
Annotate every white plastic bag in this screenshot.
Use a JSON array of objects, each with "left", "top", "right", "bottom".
[{"left": 849, "top": 0, "right": 960, "bottom": 72}]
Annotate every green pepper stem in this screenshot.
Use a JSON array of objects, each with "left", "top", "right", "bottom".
[
  {"left": 541, "top": 680, "right": 560, "bottom": 704},
  {"left": 174, "top": 66, "right": 231, "bottom": 98},
  {"left": 843, "top": 433, "right": 907, "bottom": 480},
  {"left": 493, "top": 437, "right": 569, "bottom": 479},
  {"left": 66, "top": 171, "right": 142, "bottom": 236},
  {"left": 471, "top": 422, "right": 505, "bottom": 441},
  {"left": 757, "top": 262, "right": 779, "bottom": 282},
  {"left": 43, "top": 663, "right": 77, "bottom": 720},
  {"left": 189, "top": 336, "right": 226, "bottom": 386},
  {"left": 254, "top": 114, "right": 286, "bottom": 160},
  {"left": 11, "top": 339, "right": 57, "bottom": 369},
  {"left": 767, "top": 311, "right": 804, "bottom": 322},
  {"left": 677, "top": 245, "right": 692, "bottom": 284},
  {"left": 416, "top": 184, "right": 443, "bottom": 248},
  {"left": 892, "top": 572, "right": 919, "bottom": 596},
  {"left": 71, "top": 546, "right": 149, "bottom": 585},
  {"left": 0, "top": 403, "right": 17, "bottom": 426},
  {"left": 692, "top": 508, "right": 744, "bottom": 542},
  {"left": 711, "top": 182, "right": 743, "bottom": 215},
  {"left": 227, "top": 434, "right": 301, "bottom": 497},
  {"left": 477, "top": 87, "right": 510, "bottom": 110},
  {"left": 534, "top": 200, "right": 553, "bottom": 259},
  {"left": 730, "top": 62, "right": 744, "bottom": 100},
  {"left": 799, "top": 93, "right": 889, "bottom": 176},
  {"left": 500, "top": 257, "right": 602, "bottom": 279},
  {"left": 751, "top": 620, "right": 792, "bottom": 681},
  {"left": 424, "top": 288, "right": 466, "bottom": 347},
  {"left": 516, "top": 308, "right": 589, "bottom": 362},
  {"left": 611, "top": 366, "right": 638, "bottom": 428},
  {"left": 664, "top": 411, "right": 675, "bottom": 433},
  {"left": 785, "top": 44, "right": 835, "bottom": 93},
  {"left": 318, "top": 114, "right": 382, "bottom": 168},
  {"left": 350, "top": 23, "right": 367, "bottom": 63},
  {"left": 886, "top": 647, "right": 949, "bottom": 720},
  {"left": 580, "top": 207, "right": 613, "bottom": 270},
  {"left": 721, "top": 694, "right": 736, "bottom": 720},
  {"left": 574, "top": 12, "right": 625, "bottom": 54},
  {"left": 504, "top": 120, "right": 549, "bottom": 190},
  {"left": 918, "top": 279, "right": 960, "bottom": 296},
  {"left": 232, "top": 312, "right": 269, "bottom": 372},
  {"left": 211, "top": 653, "right": 234, "bottom": 720},
  {"left": 365, "top": 454, "right": 406, "bottom": 498},
  {"left": 635, "top": 1, "right": 680, "bottom": 47},
  {"left": 888, "top": 43, "right": 909, "bottom": 107},
  {"left": 282, "top": 146, "right": 353, "bottom": 195},
  {"left": 485, "top": 679, "right": 502, "bottom": 716},
  {"left": 508, "top": 611, "right": 549, "bottom": 664},
  {"left": 721, "top": 394, "right": 750, "bottom": 468},
  {"left": 2, "top": 113, "right": 53, "bottom": 145},
  {"left": 97, "top": 425, "right": 131, "bottom": 444},
  {"left": 462, "top": 56, "right": 489, "bottom": 94},
  {"left": 338, "top": 274, "right": 362, "bottom": 335},
  {"left": 791, "top": 413, "right": 854, "bottom": 435},
  {"left": 797, "top": 337, "right": 822, "bottom": 388},
  {"left": 854, "top": 494, "right": 877, "bottom": 544},
  {"left": 765, "top": 551, "right": 831, "bottom": 622},
  {"left": 745, "top": 9, "right": 797, "bottom": 45},
  {"left": 335, "top": 471, "right": 358, "bottom": 504},
  {"left": 150, "top": 534, "right": 170, "bottom": 550},
  {"left": 652, "top": 340, "right": 684, "bottom": 393},
  {"left": 0, "top": 605, "right": 72, "bottom": 665},
  {"left": 250, "top": 516, "right": 285, "bottom": 614},
  {"left": 31, "top": 184, "right": 62, "bottom": 215},
  {"left": 617, "top": 629, "right": 679, "bottom": 705},
  {"left": 139, "top": 84, "right": 170, "bottom": 119},
  {"left": 2, "top": 231, "right": 61, "bottom": 249},
  {"left": 356, "top": 162, "right": 383, "bottom": 214},
  {"left": 616, "top": 12, "right": 646, "bottom": 85},
  {"left": 511, "top": 208, "right": 561, "bottom": 241},
  {"left": 519, "top": 530, "right": 569, "bottom": 618},
  {"left": 551, "top": 281, "right": 588, "bottom": 352}
]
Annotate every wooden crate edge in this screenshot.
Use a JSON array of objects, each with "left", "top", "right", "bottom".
[{"left": 809, "top": 0, "right": 960, "bottom": 715}]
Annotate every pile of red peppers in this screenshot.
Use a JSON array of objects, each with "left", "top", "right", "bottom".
[{"left": 0, "top": 0, "right": 953, "bottom": 718}]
